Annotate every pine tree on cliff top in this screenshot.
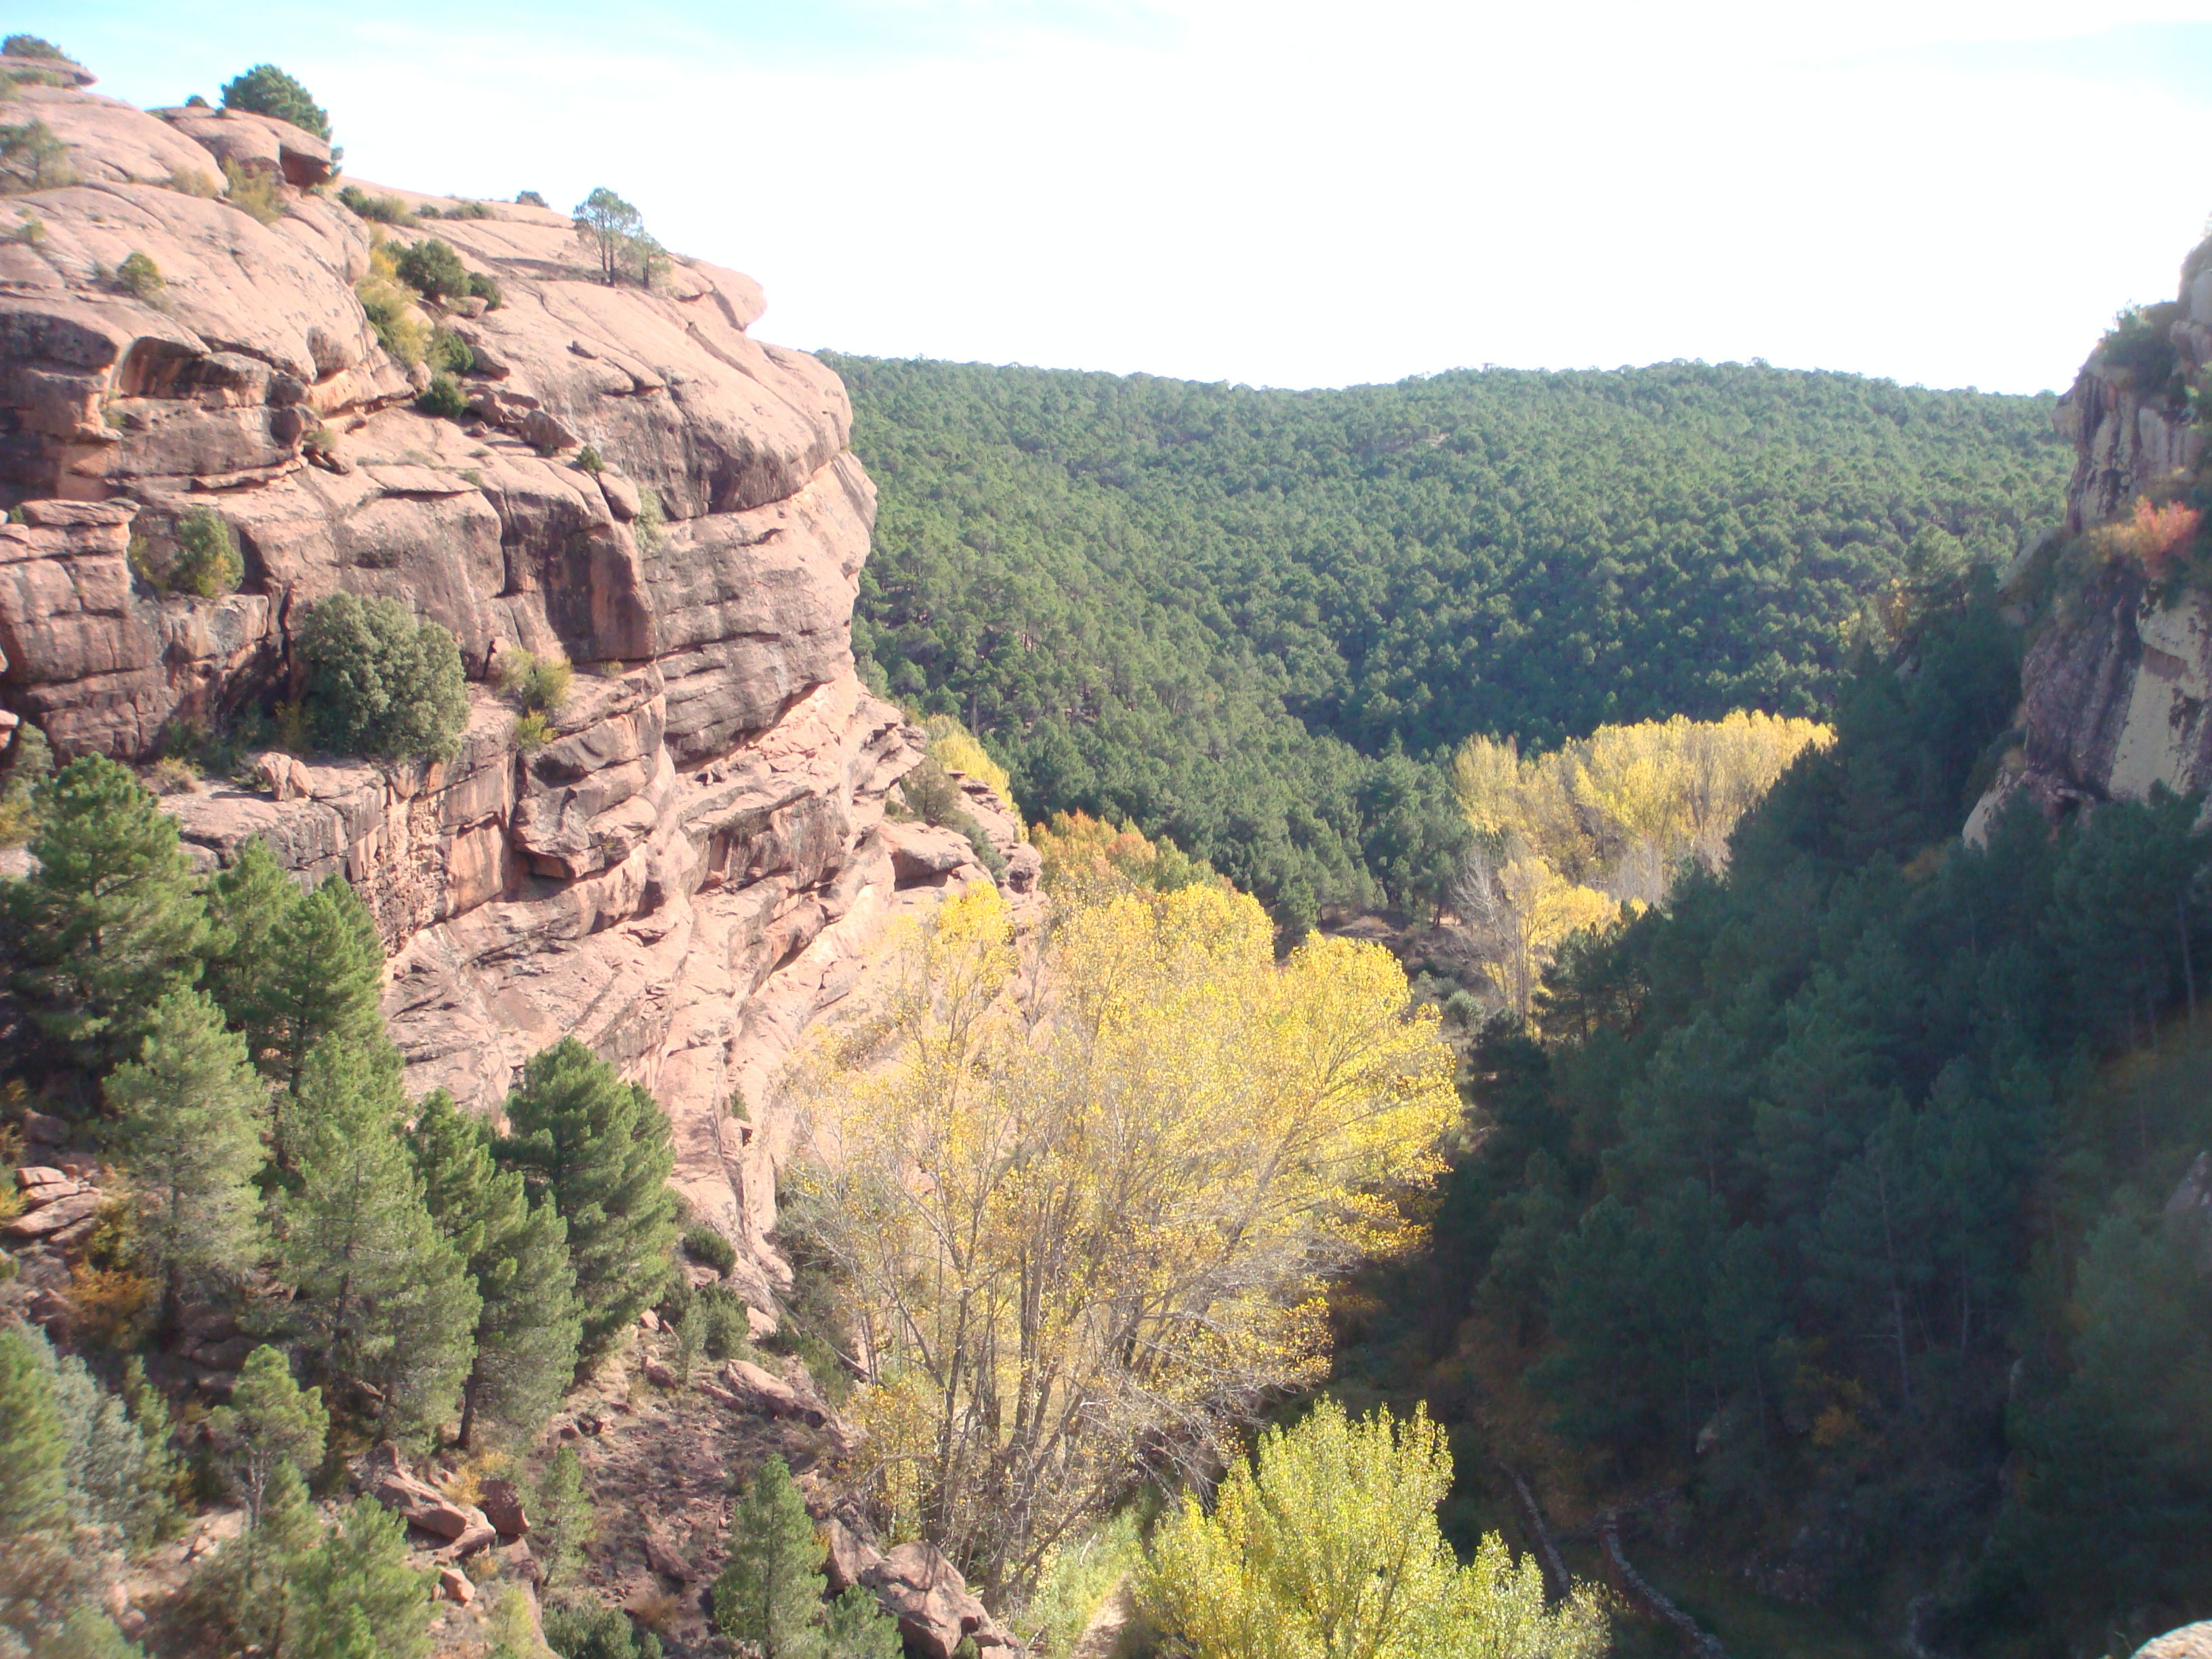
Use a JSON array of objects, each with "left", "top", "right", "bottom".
[
  {"left": 497, "top": 1038, "right": 678, "bottom": 1372},
  {"left": 409, "top": 1090, "right": 581, "bottom": 1449}
]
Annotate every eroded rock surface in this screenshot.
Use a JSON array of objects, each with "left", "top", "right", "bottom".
[{"left": 0, "top": 70, "right": 1012, "bottom": 1300}]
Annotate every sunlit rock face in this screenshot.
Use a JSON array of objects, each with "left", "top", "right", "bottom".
[{"left": 0, "top": 60, "right": 1016, "bottom": 1296}]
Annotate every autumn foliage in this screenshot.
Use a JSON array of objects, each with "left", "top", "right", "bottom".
[
  {"left": 2090, "top": 495, "right": 2202, "bottom": 583},
  {"left": 788, "top": 882, "right": 1458, "bottom": 1593},
  {"left": 1141, "top": 1399, "right": 1605, "bottom": 1659},
  {"left": 1448, "top": 710, "right": 1832, "bottom": 1016}
]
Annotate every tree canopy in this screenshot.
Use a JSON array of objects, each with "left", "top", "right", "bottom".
[{"left": 832, "top": 354, "right": 2066, "bottom": 917}]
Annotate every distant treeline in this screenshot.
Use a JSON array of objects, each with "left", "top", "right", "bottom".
[{"left": 830, "top": 354, "right": 2068, "bottom": 922}]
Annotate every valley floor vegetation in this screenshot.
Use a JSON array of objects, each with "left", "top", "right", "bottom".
[{"left": 832, "top": 354, "right": 2066, "bottom": 927}]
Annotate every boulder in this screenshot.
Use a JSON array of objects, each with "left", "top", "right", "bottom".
[
  {"left": 359, "top": 1443, "right": 495, "bottom": 1555},
  {"left": 823, "top": 1517, "right": 883, "bottom": 1595},
  {"left": 884, "top": 820, "right": 972, "bottom": 885},
  {"left": 158, "top": 106, "right": 335, "bottom": 188},
  {"left": 480, "top": 1479, "right": 529, "bottom": 1539},
  {"left": 19, "top": 1113, "right": 66, "bottom": 1147},
  {"left": 721, "top": 1359, "right": 824, "bottom": 1427},
  {"left": 641, "top": 1357, "right": 679, "bottom": 1390},
  {"left": 858, "top": 1542, "right": 1016, "bottom": 1659},
  {"left": 2137, "top": 1624, "right": 2212, "bottom": 1659},
  {"left": 3, "top": 1190, "right": 102, "bottom": 1238},
  {"left": 436, "top": 1566, "right": 474, "bottom": 1605},
  {"left": 642, "top": 1522, "right": 695, "bottom": 1583}
]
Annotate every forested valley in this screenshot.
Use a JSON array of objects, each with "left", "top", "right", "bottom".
[
  {"left": 9, "top": 28, "right": 2212, "bottom": 1659},
  {"left": 833, "top": 355, "right": 2068, "bottom": 925}
]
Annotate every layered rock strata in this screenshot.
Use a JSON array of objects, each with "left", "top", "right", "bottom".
[
  {"left": 1968, "top": 251, "right": 2212, "bottom": 836},
  {"left": 0, "top": 52, "right": 1018, "bottom": 1294}
]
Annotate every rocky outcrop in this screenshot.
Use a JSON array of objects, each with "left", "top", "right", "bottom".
[
  {"left": 1967, "top": 247, "right": 2212, "bottom": 837},
  {"left": 0, "top": 65, "right": 1012, "bottom": 1300}
]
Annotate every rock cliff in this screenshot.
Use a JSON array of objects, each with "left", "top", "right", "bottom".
[
  {"left": 1967, "top": 247, "right": 2212, "bottom": 836},
  {"left": 0, "top": 49, "right": 1023, "bottom": 1300}
]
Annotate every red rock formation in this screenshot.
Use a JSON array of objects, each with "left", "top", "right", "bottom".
[
  {"left": 1965, "top": 249, "right": 2212, "bottom": 840},
  {"left": 0, "top": 65, "right": 1015, "bottom": 1302}
]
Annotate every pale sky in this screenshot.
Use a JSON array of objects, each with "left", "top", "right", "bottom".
[{"left": 24, "top": 1, "right": 2212, "bottom": 392}]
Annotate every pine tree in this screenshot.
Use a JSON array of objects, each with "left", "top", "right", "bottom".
[
  {"left": 499, "top": 1039, "right": 678, "bottom": 1370},
  {"left": 1, "top": 754, "right": 209, "bottom": 1071},
  {"left": 0, "top": 1324, "right": 68, "bottom": 1539},
  {"left": 531, "top": 1446, "right": 595, "bottom": 1588},
  {"left": 251, "top": 874, "right": 387, "bottom": 1093},
  {"left": 37, "top": 1606, "right": 146, "bottom": 1659},
  {"left": 107, "top": 987, "right": 268, "bottom": 1320},
  {"left": 819, "top": 1587, "right": 902, "bottom": 1659},
  {"left": 203, "top": 835, "right": 302, "bottom": 1033},
  {"left": 209, "top": 1346, "right": 329, "bottom": 1525},
  {"left": 409, "top": 1091, "right": 581, "bottom": 1448},
  {"left": 280, "top": 1044, "right": 479, "bottom": 1442},
  {"left": 712, "top": 1456, "right": 826, "bottom": 1659},
  {"left": 281, "top": 1498, "right": 434, "bottom": 1659},
  {"left": 216, "top": 1457, "right": 321, "bottom": 1657}
]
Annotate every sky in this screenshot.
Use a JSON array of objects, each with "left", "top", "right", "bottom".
[{"left": 22, "top": 1, "right": 2212, "bottom": 393}]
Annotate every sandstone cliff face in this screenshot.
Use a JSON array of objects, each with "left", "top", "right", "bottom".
[
  {"left": 0, "top": 55, "right": 1017, "bottom": 1297},
  {"left": 1967, "top": 258, "right": 2212, "bottom": 837}
]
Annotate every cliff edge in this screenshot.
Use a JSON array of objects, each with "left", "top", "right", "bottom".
[
  {"left": 0, "top": 49, "right": 1023, "bottom": 1304},
  {"left": 1971, "top": 247, "right": 2212, "bottom": 836}
]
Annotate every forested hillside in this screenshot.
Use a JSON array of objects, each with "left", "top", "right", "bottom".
[
  {"left": 832, "top": 356, "right": 2069, "bottom": 917},
  {"left": 1355, "top": 569, "right": 2212, "bottom": 1656}
]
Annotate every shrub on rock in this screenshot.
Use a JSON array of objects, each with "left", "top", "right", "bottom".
[
  {"left": 219, "top": 63, "right": 331, "bottom": 142},
  {"left": 297, "top": 592, "right": 469, "bottom": 763},
  {"left": 395, "top": 238, "right": 468, "bottom": 302}
]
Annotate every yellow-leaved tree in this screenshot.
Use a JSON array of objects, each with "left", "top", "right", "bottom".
[
  {"left": 1141, "top": 1399, "right": 1607, "bottom": 1659},
  {"left": 1448, "top": 711, "right": 1832, "bottom": 1016},
  {"left": 786, "top": 882, "right": 1458, "bottom": 1595}
]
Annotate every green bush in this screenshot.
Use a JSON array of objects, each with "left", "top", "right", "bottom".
[
  {"left": 497, "top": 649, "right": 572, "bottom": 714},
  {"left": 220, "top": 159, "right": 282, "bottom": 226},
  {"left": 170, "top": 508, "right": 243, "bottom": 598},
  {"left": 338, "top": 184, "right": 411, "bottom": 224},
  {"left": 297, "top": 591, "right": 470, "bottom": 762},
  {"left": 466, "top": 270, "right": 501, "bottom": 309},
  {"left": 115, "top": 251, "right": 163, "bottom": 298},
  {"left": 574, "top": 447, "right": 603, "bottom": 474},
  {"left": 0, "top": 722, "right": 52, "bottom": 846},
  {"left": 544, "top": 1594, "right": 663, "bottom": 1659},
  {"left": 690, "top": 1284, "right": 753, "bottom": 1362},
  {"left": 429, "top": 331, "right": 473, "bottom": 375},
  {"left": 0, "top": 118, "right": 75, "bottom": 192},
  {"left": 395, "top": 237, "right": 468, "bottom": 302},
  {"left": 3, "top": 35, "right": 68, "bottom": 59},
  {"left": 2100, "top": 302, "right": 2182, "bottom": 391},
  {"left": 512, "top": 710, "right": 554, "bottom": 752},
  {"left": 219, "top": 64, "right": 330, "bottom": 142},
  {"left": 515, "top": 190, "right": 547, "bottom": 208},
  {"left": 633, "top": 485, "right": 664, "bottom": 555},
  {"left": 416, "top": 373, "right": 468, "bottom": 420},
  {"left": 682, "top": 1225, "right": 736, "bottom": 1276}
]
